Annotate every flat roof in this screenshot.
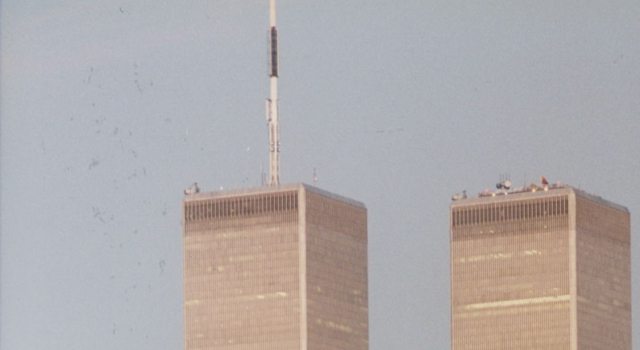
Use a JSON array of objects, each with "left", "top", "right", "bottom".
[
  {"left": 451, "top": 185, "right": 629, "bottom": 214},
  {"left": 183, "top": 183, "right": 366, "bottom": 209}
]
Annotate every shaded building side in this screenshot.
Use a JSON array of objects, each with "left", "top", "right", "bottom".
[
  {"left": 575, "top": 195, "right": 631, "bottom": 349},
  {"left": 305, "top": 191, "right": 368, "bottom": 350}
]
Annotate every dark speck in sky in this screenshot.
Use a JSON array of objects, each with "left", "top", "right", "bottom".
[{"left": 88, "top": 158, "right": 100, "bottom": 170}]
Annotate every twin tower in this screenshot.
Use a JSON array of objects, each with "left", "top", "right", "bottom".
[{"left": 183, "top": 184, "right": 368, "bottom": 349}]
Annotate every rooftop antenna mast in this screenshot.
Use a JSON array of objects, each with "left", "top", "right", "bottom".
[
  {"left": 266, "top": 0, "right": 280, "bottom": 186},
  {"left": 313, "top": 168, "right": 318, "bottom": 186}
]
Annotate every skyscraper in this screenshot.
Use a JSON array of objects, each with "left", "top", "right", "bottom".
[
  {"left": 182, "top": 0, "right": 367, "bottom": 347},
  {"left": 450, "top": 184, "right": 631, "bottom": 349},
  {"left": 183, "top": 184, "right": 368, "bottom": 350}
]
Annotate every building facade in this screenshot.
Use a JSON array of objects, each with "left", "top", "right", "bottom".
[
  {"left": 183, "top": 183, "right": 368, "bottom": 350},
  {"left": 450, "top": 186, "right": 631, "bottom": 349}
]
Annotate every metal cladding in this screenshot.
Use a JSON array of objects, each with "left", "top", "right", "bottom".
[
  {"left": 450, "top": 186, "right": 631, "bottom": 349},
  {"left": 182, "top": 184, "right": 369, "bottom": 350}
]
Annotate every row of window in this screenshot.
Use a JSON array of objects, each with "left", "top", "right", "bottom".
[
  {"left": 452, "top": 196, "right": 569, "bottom": 227},
  {"left": 185, "top": 191, "right": 298, "bottom": 221}
]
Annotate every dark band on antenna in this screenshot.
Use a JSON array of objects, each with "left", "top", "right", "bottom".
[{"left": 270, "top": 27, "right": 278, "bottom": 77}]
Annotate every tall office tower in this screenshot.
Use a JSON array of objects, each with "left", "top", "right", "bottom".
[
  {"left": 183, "top": 183, "right": 368, "bottom": 350},
  {"left": 450, "top": 184, "right": 631, "bottom": 349}
]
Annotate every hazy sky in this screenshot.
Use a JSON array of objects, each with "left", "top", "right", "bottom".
[{"left": 2, "top": 1, "right": 640, "bottom": 349}]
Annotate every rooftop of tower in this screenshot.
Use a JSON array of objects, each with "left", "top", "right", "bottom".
[
  {"left": 451, "top": 183, "right": 629, "bottom": 213},
  {"left": 183, "top": 182, "right": 366, "bottom": 209}
]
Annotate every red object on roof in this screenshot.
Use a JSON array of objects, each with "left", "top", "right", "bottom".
[{"left": 541, "top": 176, "right": 549, "bottom": 185}]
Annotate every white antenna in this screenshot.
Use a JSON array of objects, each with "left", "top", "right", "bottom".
[
  {"left": 313, "top": 168, "right": 318, "bottom": 186},
  {"left": 266, "top": 0, "right": 280, "bottom": 186}
]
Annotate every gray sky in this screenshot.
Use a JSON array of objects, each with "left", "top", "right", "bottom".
[{"left": 1, "top": 1, "right": 639, "bottom": 349}]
